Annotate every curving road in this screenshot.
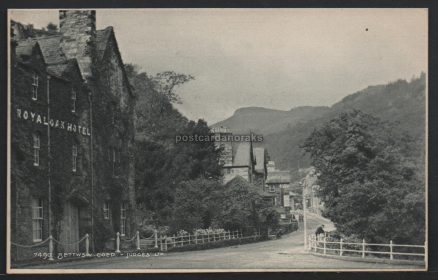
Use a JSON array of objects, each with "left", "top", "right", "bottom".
[{"left": 23, "top": 215, "right": 423, "bottom": 270}]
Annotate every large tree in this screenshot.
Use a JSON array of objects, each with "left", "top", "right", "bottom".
[
  {"left": 218, "top": 176, "right": 279, "bottom": 235},
  {"left": 126, "top": 64, "right": 222, "bottom": 226},
  {"left": 303, "top": 110, "right": 425, "bottom": 244}
]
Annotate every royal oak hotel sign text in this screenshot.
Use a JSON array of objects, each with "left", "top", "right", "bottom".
[{"left": 16, "top": 108, "right": 91, "bottom": 136}]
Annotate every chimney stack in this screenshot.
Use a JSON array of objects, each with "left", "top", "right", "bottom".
[{"left": 59, "top": 10, "right": 96, "bottom": 80}]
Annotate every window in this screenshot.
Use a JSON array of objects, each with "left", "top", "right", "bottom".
[
  {"left": 33, "top": 133, "right": 40, "bottom": 166},
  {"left": 32, "top": 73, "right": 39, "bottom": 100},
  {"left": 120, "top": 202, "right": 126, "bottom": 236},
  {"left": 268, "top": 185, "right": 275, "bottom": 193},
  {"left": 103, "top": 201, "right": 110, "bottom": 220},
  {"left": 71, "top": 88, "right": 76, "bottom": 113},
  {"left": 32, "top": 198, "right": 43, "bottom": 242},
  {"left": 72, "top": 144, "right": 77, "bottom": 172}
]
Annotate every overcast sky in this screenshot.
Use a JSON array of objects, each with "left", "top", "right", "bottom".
[{"left": 10, "top": 9, "right": 427, "bottom": 124}]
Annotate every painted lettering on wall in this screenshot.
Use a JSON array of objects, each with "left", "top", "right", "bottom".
[{"left": 16, "top": 108, "right": 91, "bottom": 137}]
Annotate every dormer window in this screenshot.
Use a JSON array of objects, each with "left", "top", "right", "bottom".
[
  {"left": 32, "top": 74, "right": 39, "bottom": 100},
  {"left": 71, "top": 88, "right": 77, "bottom": 113}
]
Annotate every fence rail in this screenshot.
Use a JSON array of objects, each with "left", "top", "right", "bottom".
[
  {"left": 115, "top": 230, "right": 249, "bottom": 252},
  {"left": 308, "top": 234, "right": 426, "bottom": 262}
]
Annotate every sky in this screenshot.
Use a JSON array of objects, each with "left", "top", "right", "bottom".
[{"left": 10, "top": 9, "right": 427, "bottom": 124}]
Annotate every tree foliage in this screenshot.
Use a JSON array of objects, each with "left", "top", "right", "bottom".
[
  {"left": 217, "top": 176, "right": 279, "bottom": 235},
  {"left": 126, "top": 64, "right": 221, "bottom": 226},
  {"left": 303, "top": 110, "right": 425, "bottom": 244},
  {"left": 171, "top": 178, "right": 224, "bottom": 232},
  {"left": 46, "top": 22, "right": 58, "bottom": 31}
]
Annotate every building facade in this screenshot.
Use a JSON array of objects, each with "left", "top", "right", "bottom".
[{"left": 11, "top": 10, "right": 136, "bottom": 259}]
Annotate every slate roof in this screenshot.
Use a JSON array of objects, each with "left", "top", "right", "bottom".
[
  {"left": 15, "top": 40, "right": 37, "bottom": 59},
  {"left": 96, "top": 27, "right": 113, "bottom": 62},
  {"left": 266, "top": 171, "right": 291, "bottom": 184},
  {"left": 35, "top": 36, "right": 67, "bottom": 65},
  {"left": 233, "top": 142, "right": 251, "bottom": 166},
  {"left": 253, "top": 147, "right": 265, "bottom": 173},
  {"left": 46, "top": 59, "right": 80, "bottom": 80}
]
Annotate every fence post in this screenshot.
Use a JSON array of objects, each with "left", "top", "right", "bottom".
[
  {"left": 188, "top": 234, "right": 191, "bottom": 245},
  {"left": 154, "top": 230, "right": 158, "bottom": 248},
  {"left": 323, "top": 237, "right": 326, "bottom": 255},
  {"left": 85, "top": 234, "right": 90, "bottom": 256},
  {"left": 164, "top": 236, "right": 168, "bottom": 251},
  {"left": 424, "top": 241, "right": 427, "bottom": 263},
  {"left": 116, "top": 232, "right": 121, "bottom": 253},
  {"left": 207, "top": 232, "right": 210, "bottom": 243},
  {"left": 173, "top": 234, "right": 176, "bottom": 247},
  {"left": 340, "top": 238, "right": 343, "bottom": 256},
  {"left": 390, "top": 240, "right": 393, "bottom": 260},
  {"left": 228, "top": 231, "right": 231, "bottom": 240},
  {"left": 362, "top": 239, "right": 365, "bottom": 258},
  {"left": 48, "top": 235, "right": 54, "bottom": 261},
  {"left": 213, "top": 232, "right": 216, "bottom": 242},
  {"left": 136, "top": 231, "right": 140, "bottom": 250}
]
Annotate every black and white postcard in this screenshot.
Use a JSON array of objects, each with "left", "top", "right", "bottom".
[{"left": 6, "top": 8, "right": 428, "bottom": 273}]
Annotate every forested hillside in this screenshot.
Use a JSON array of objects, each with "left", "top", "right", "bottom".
[{"left": 217, "top": 73, "right": 426, "bottom": 170}]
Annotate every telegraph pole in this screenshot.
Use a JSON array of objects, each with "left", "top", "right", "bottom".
[{"left": 302, "top": 179, "right": 307, "bottom": 250}]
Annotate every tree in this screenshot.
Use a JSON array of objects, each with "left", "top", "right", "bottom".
[
  {"left": 218, "top": 176, "right": 279, "bottom": 235},
  {"left": 126, "top": 64, "right": 222, "bottom": 227},
  {"left": 171, "top": 178, "right": 224, "bottom": 232},
  {"left": 46, "top": 22, "right": 57, "bottom": 32},
  {"left": 302, "top": 110, "right": 424, "bottom": 244},
  {"left": 152, "top": 71, "right": 194, "bottom": 104}
]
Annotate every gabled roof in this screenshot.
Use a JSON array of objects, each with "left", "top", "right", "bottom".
[
  {"left": 233, "top": 142, "right": 251, "bottom": 166},
  {"left": 253, "top": 147, "right": 266, "bottom": 173},
  {"left": 266, "top": 170, "right": 291, "bottom": 184},
  {"left": 47, "top": 59, "right": 83, "bottom": 82},
  {"left": 34, "top": 35, "right": 67, "bottom": 65},
  {"left": 96, "top": 27, "right": 113, "bottom": 62},
  {"left": 95, "top": 26, "right": 135, "bottom": 98},
  {"left": 15, "top": 40, "right": 37, "bottom": 58}
]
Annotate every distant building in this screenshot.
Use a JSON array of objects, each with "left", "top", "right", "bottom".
[
  {"left": 301, "top": 167, "right": 323, "bottom": 215},
  {"left": 212, "top": 126, "right": 262, "bottom": 185},
  {"left": 267, "top": 161, "right": 276, "bottom": 172}
]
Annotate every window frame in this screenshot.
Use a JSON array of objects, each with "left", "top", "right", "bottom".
[
  {"left": 71, "top": 88, "right": 77, "bottom": 113},
  {"left": 120, "top": 202, "right": 127, "bottom": 236},
  {"left": 32, "top": 73, "right": 39, "bottom": 100},
  {"left": 32, "top": 198, "right": 43, "bottom": 242},
  {"left": 72, "top": 144, "right": 78, "bottom": 172},
  {"left": 268, "top": 185, "right": 275, "bottom": 193},
  {"left": 33, "top": 133, "right": 40, "bottom": 166},
  {"left": 103, "top": 201, "right": 110, "bottom": 220}
]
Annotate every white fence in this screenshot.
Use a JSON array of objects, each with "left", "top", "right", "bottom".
[
  {"left": 308, "top": 234, "right": 426, "bottom": 262},
  {"left": 117, "top": 230, "right": 249, "bottom": 252}
]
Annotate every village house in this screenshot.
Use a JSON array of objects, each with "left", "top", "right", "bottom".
[
  {"left": 212, "top": 126, "right": 268, "bottom": 188},
  {"left": 11, "top": 10, "right": 136, "bottom": 259}
]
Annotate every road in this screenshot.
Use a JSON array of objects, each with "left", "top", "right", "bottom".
[{"left": 23, "top": 215, "right": 422, "bottom": 270}]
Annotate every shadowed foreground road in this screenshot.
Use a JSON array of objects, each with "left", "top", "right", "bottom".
[{"left": 24, "top": 215, "right": 423, "bottom": 270}]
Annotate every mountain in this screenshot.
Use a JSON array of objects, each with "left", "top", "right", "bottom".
[
  {"left": 213, "top": 73, "right": 426, "bottom": 170},
  {"left": 212, "top": 106, "right": 330, "bottom": 135}
]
